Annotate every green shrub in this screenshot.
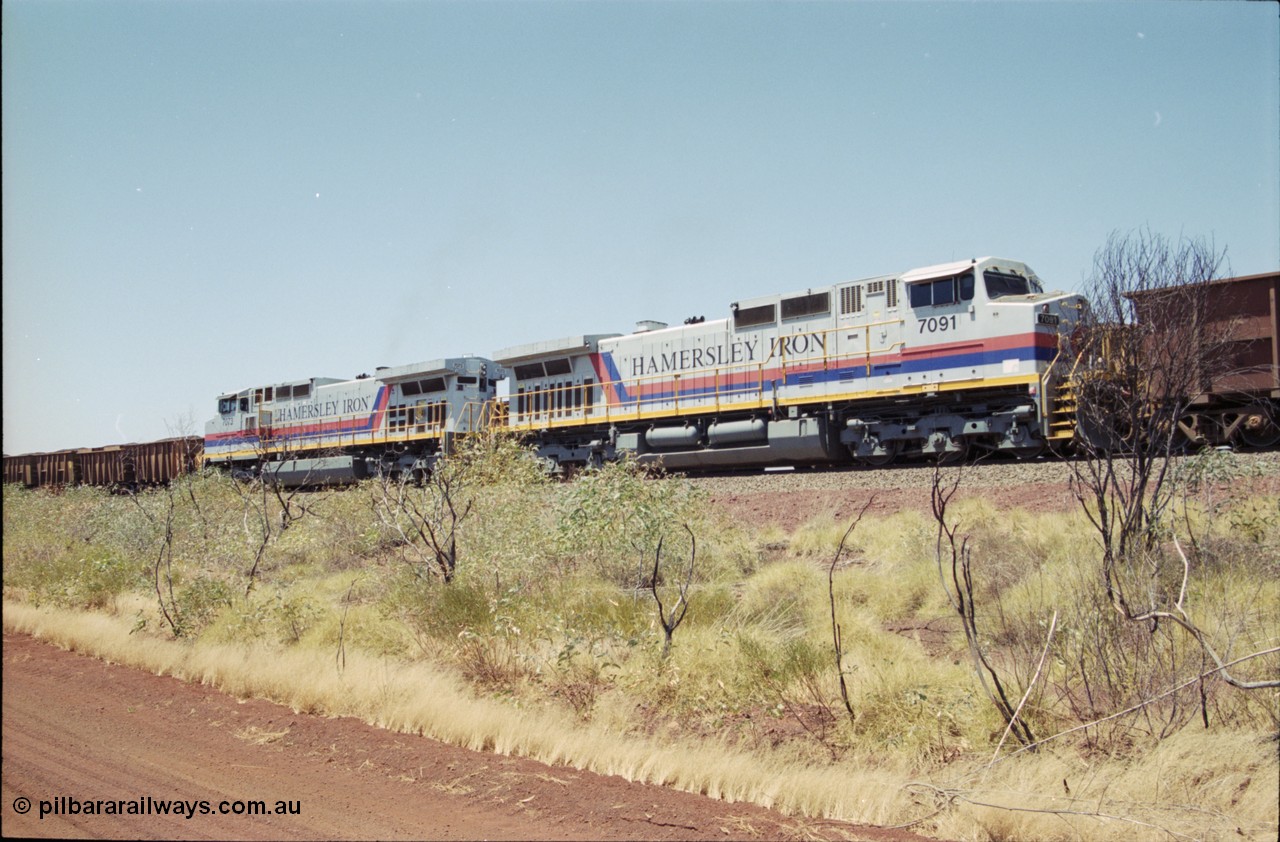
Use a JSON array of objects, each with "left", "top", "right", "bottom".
[{"left": 555, "top": 456, "right": 707, "bottom": 586}]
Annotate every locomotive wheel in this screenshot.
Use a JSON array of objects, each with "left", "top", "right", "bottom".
[
  {"left": 854, "top": 441, "right": 901, "bottom": 467},
  {"left": 1010, "top": 441, "right": 1047, "bottom": 460},
  {"left": 1238, "top": 405, "right": 1280, "bottom": 449}
]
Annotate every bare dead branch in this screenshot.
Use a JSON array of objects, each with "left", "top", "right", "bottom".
[
  {"left": 829, "top": 496, "right": 876, "bottom": 724},
  {"left": 368, "top": 453, "right": 474, "bottom": 585},
  {"left": 990, "top": 611, "right": 1057, "bottom": 765},
  {"left": 931, "top": 463, "right": 1037, "bottom": 748},
  {"left": 1114, "top": 536, "right": 1280, "bottom": 691},
  {"left": 336, "top": 574, "right": 362, "bottom": 675},
  {"left": 651, "top": 524, "right": 696, "bottom": 659},
  {"left": 989, "top": 646, "right": 1280, "bottom": 767}
]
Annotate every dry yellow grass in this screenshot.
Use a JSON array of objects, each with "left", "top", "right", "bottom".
[
  {"left": 7, "top": 599, "right": 1276, "bottom": 841},
  {"left": 2, "top": 600, "right": 907, "bottom": 825}
]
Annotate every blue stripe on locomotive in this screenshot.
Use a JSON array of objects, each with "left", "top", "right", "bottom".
[{"left": 599, "top": 340, "right": 1052, "bottom": 407}]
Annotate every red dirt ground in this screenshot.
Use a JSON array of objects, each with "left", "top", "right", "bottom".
[{"left": 2, "top": 633, "right": 932, "bottom": 841}]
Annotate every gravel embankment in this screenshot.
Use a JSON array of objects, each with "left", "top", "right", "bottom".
[
  {"left": 684, "top": 452, "right": 1280, "bottom": 531},
  {"left": 688, "top": 451, "right": 1280, "bottom": 495}
]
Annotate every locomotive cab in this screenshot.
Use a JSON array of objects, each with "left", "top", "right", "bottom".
[{"left": 864, "top": 257, "right": 1087, "bottom": 459}]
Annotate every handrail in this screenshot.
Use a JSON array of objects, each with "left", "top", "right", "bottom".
[
  {"left": 500, "top": 316, "right": 1068, "bottom": 431},
  {"left": 498, "top": 319, "right": 923, "bottom": 430},
  {"left": 1039, "top": 341, "right": 1065, "bottom": 413}
]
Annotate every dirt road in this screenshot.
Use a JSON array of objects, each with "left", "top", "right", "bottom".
[{"left": 2, "top": 633, "right": 926, "bottom": 841}]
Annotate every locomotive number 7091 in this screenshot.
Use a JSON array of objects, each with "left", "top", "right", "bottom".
[{"left": 917, "top": 315, "right": 959, "bottom": 334}]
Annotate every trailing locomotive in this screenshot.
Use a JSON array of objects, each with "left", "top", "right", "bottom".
[
  {"left": 203, "top": 357, "right": 499, "bottom": 483},
  {"left": 496, "top": 257, "right": 1087, "bottom": 469}
]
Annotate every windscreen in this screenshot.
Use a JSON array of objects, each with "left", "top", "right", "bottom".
[{"left": 984, "top": 270, "right": 1039, "bottom": 299}]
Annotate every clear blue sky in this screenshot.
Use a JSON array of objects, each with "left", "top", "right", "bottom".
[{"left": 4, "top": 0, "right": 1278, "bottom": 454}]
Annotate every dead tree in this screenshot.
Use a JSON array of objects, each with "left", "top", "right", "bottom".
[
  {"left": 373, "top": 459, "right": 472, "bottom": 584},
  {"left": 650, "top": 524, "right": 696, "bottom": 659},
  {"left": 1070, "top": 230, "right": 1234, "bottom": 605},
  {"left": 234, "top": 437, "right": 327, "bottom": 596},
  {"left": 1067, "top": 232, "right": 1276, "bottom": 690},
  {"left": 931, "top": 465, "right": 1036, "bottom": 748},
  {"left": 828, "top": 497, "right": 876, "bottom": 724},
  {"left": 149, "top": 480, "right": 184, "bottom": 636},
  {"left": 122, "top": 462, "right": 187, "bottom": 637}
]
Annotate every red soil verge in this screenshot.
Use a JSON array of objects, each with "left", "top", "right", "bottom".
[{"left": 2, "top": 633, "right": 931, "bottom": 841}]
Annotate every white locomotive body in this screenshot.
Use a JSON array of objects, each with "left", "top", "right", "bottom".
[
  {"left": 498, "top": 257, "right": 1085, "bottom": 468},
  {"left": 205, "top": 256, "right": 1087, "bottom": 478}
]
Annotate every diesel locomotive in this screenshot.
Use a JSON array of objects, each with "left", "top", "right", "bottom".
[{"left": 496, "top": 256, "right": 1085, "bottom": 470}]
